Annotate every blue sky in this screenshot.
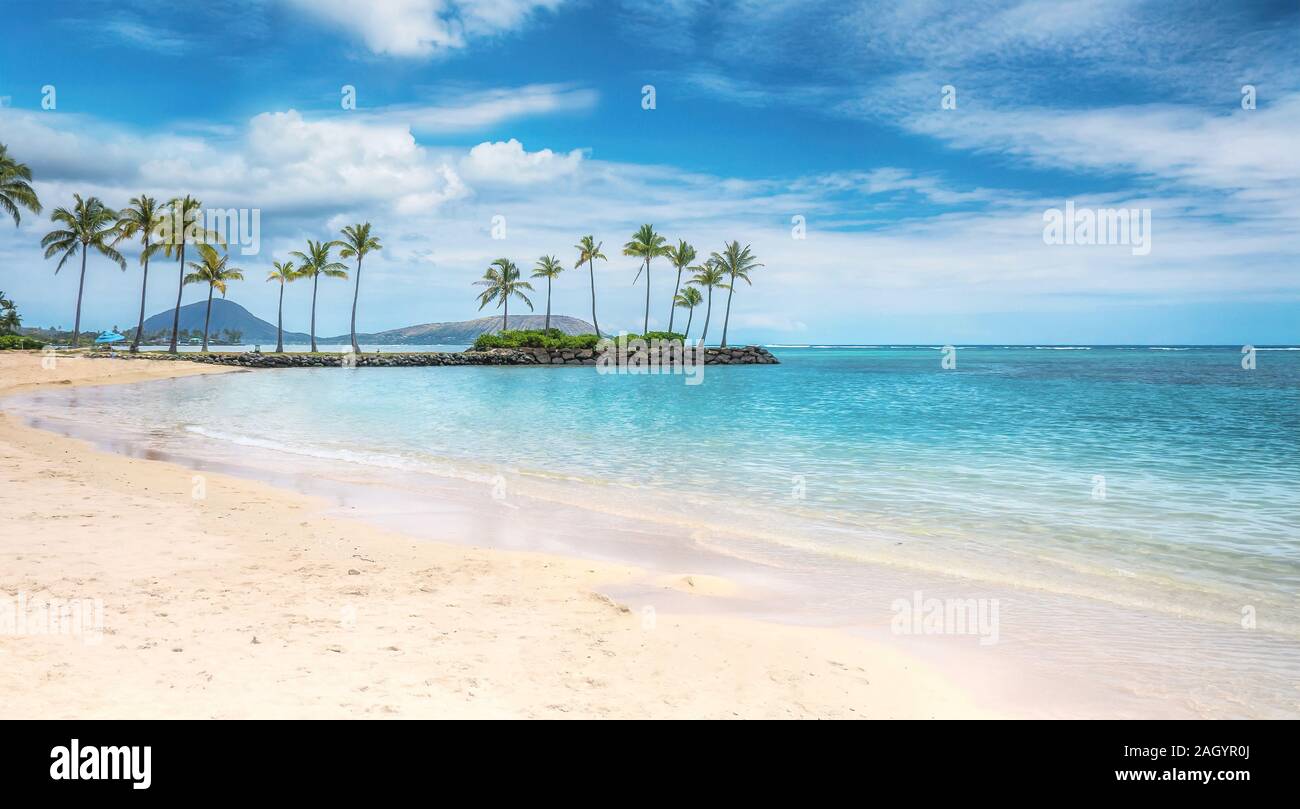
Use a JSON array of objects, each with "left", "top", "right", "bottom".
[{"left": 1, "top": 0, "right": 1298, "bottom": 343}]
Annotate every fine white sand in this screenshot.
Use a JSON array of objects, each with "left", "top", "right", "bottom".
[{"left": 0, "top": 350, "right": 992, "bottom": 718}]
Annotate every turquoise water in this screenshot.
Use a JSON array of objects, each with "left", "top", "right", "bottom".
[
  {"left": 16, "top": 345, "right": 1300, "bottom": 716},
  {"left": 46, "top": 345, "right": 1300, "bottom": 628}
]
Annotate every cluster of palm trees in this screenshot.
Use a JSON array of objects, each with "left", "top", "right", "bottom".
[
  {"left": 34, "top": 192, "right": 245, "bottom": 352},
  {"left": 474, "top": 225, "right": 762, "bottom": 346},
  {"left": 5, "top": 143, "right": 765, "bottom": 352},
  {"left": 38, "top": 196, "right": 382, "bottom": 353},
  {"left": 3, "top": 143, "right": 385, "bottom": 353}
]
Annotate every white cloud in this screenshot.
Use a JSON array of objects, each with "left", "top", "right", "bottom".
[
  {"left": 460, "top": 139, "right": 584, "bottom": 185},
  {"left": 103, "top": 18, "right": 192, "bottom": 54},
  {"left": 282, "top": 0, "right": 567, "bottom": 58},
  {"left": 897, "top": 94, "right": 1300, "bottom": 213},
  {"left": 802, "top": 168, "right": 998, "bottom": 206},
  {"left": 363, "top": 84, "right": 597, "bottom": 133}
]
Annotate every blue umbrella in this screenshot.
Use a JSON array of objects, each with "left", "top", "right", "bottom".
[{"left": 94, "top": 331, "right": 127, "bottom": 345}]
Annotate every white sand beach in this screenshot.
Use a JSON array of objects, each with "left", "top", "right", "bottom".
[{"left": 0, "top": 351, "right": 993, "bottom": 719}]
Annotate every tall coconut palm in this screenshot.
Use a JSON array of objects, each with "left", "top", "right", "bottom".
[
  {"left": 0, "top": 291, "right": 20, "bottom": 335},
  {"left": 664, "top": 239, "right": 696, "bottom": 335},
  {"left": 265, "top": 260, "right": 297, "bottom": 353},
  {"left": 40, "top": 195, "right": 125, "bottom": 347},
  {"left": 290, "top": 239, "right": 348, "bottom": 352},
  {"left": 113, "top": 195, "right": 165, "bottom": 352},
  {"left": 531, "top": 255, "right": 564, "bottom": 332},
  {"left": 709, "top": 241, "right": 763, "bottom": 348},
  {"left": 474, "top": 258, "right": 533, "bottom": 332},
  {"left": 161, "top": 196, "right": 221, "bottom": 353},
  {"left": 0, "top": 144, "right": 42, "bottom": 227},
  {"left": 688, "top": 259, "right": 728, "bottom": 346},
  {"left": 623, "top": 224, "right": 669, "bottom": 336},
  {"left": 183, "top": 243, "right": 244, "bottom": 352},
  {"left": 335, "top": 222, "right": 382, "bottom": 353},
  {"left": 674, "top": 286, "right": 703, "bottom": 340},
  {"left": 575, "top": 235, "right": 606, "bottom": 337}
]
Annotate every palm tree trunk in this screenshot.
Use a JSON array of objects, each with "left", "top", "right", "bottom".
[
  {"left": 275, "top": 283, "right": 284, "bottom": 353},
  {"left": 544, "top": 277, "right": 552, "bottom": 332},
  {"left": 202, "top": 286, "right": 213, "bottom": 352},
  {"left": 131, "top": 238, "right": 150, "bottom": 352},
  {"left": 349, "top": 257, "right": 362, "bottom": 353},
  {"left": 588, "top": 259, "right": 600, "bottom": 336},
  {"left": 642, "top": 259, "right": 650, "bottom": 335},
  {"left": 71, "top": 248, "right": 88, "bottom": 347},
  {"left": 668, "top": 266, "right": 682, "bottom": 334},
  {"left": 701, "top": 286, "right": 713, "bottom": 346},
  {"left": 503, "top": 297, "right": 508, "bottom": 332},
  {"left": 685, "top": 308, "right": 694, "bottom": 340},
  {"left": 310, "top": 274, "right": 319, "bottom": 352},
  {"left": 720, "top": 276, "right": 736, "bottom": 348},
  {"left": 168, "top": 240, "right": 185, "bottom": 353}
]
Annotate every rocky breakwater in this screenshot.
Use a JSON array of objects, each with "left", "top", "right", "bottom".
[{"left": 135, "top": 345, "right": 779, "bottom": 367}]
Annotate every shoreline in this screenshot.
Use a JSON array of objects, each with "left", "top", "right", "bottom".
[{"left": 0, "top": 351, "right": 993, "bottom": 719}]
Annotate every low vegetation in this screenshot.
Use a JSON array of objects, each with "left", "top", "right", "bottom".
[
  {"left": 0, "top": 334, "right": 45, "bottom": 350},
  {"left": 471, "top": 329, "right": 690, "bottom": 351},
  {"left": 473, "top": 329, "right": 601, "bottom": 350}
]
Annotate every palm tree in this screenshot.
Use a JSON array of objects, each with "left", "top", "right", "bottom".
[
  {"left": 40, "top": 195, "right": 125, "bottom": 347},
  {"left": 688, "top": 259, "right": 728, "bottom": 346},
  {"left": 0, "top": 144, "right": 42, "bottom": 226},
  {"left": 113, "top": 195, "right": 165, "bottom": 352},
  {"left": 335, "top": 222, "right": 382, "bottom": 353},
  {"left": 623, "top": 224, "right": 669, "bottom": 335},
  {"left": 575, "top": 235, "right": 606, "bottom": 337},
  {"left": 183, "top": 244, "right": 244, "bottom": 352},
  {"left": 474, "top": 258, "right": 533, "bottom": 332},
  {"left": 674, "top": 286, "right": 703, "bottom": 340},
  {"left": 265, "top": 260, "right": 297, "bottom": 353},
  {"left": 290, "top": 239, "right": 348, "bottom": 352},
  {"left": 531, "top": 255, "right": 564, "bottom": 332},
  {"left": 161, "top": 196, "right": 220, "bottom": 353},
  {"left": 0, "top": 290, "right": 20, "bottom": 335},
  {"left": 664, "top": 239, "right": 696, "bottom": 335},
  {"left": 709, "top": 241, "right": 763, "bottom": 348}
]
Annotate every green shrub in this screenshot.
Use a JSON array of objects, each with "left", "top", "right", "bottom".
[
  {"left": 471, "top": 329, "right": 691, "bottom": 351},
  {"left": 640, "top": 331, "right": 685, "bottom": 343},
  {"left": 0, "top": 335, "right": 46, "bottom": 350},
  {"left": 473, "top": 329, "right": 602, "bottom": 350}
]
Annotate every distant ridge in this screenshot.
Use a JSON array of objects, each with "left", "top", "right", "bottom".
[
  {"left": 141, "top": 299, "right": 307, "bottom": 344},
  {"left": 140, "top": 301, "right": 597, "bottom": 345}
]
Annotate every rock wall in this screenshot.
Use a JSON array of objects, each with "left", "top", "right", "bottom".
[{"left": 130, "top": 345, "right": 779, "bottom": 368}]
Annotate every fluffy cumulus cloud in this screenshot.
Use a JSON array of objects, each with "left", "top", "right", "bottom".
[
  {"left": 460, "top": 139, "right": 584, "bottom": 185},
  {"left": 282, "top": 0, "right": 567, "bottom": 57},
  {"left": 241, "top": 111, "right": 469, "bottom": 211}
]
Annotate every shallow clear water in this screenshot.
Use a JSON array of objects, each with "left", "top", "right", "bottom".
[{"left": 16, "top": 345, "right": 1300, "bottom": 716}]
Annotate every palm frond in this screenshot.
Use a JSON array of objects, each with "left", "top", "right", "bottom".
[{"left": 0, "top": 144, "right": 43, "bottom": 225}]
